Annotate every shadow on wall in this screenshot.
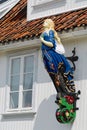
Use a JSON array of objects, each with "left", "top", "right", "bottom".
[{"left": 33, "top": 95, "right": 72, "bottom": 130}]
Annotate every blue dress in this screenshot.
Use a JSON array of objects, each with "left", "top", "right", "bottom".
[{"left": 41, "top": 30, "right": 73, "bottom": 81}]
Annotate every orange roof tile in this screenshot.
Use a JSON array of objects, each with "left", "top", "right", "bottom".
[{"left": 0, "top": 0, "right": 87, "bottom": 44}]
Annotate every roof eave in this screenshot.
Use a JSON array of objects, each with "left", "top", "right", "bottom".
[{"left": 0, "top": 26, "right": 87, "bottom": 53}]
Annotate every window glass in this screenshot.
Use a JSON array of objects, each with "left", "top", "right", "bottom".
[
  {"left": 11, "top": 58, "right": 20, "bottom": 75},
  {"left": 23, "top": 73, "right": 33, "bottom": 90},
  {"left": 22, "top": 91, "right": 32, "bottom": 107},
  {"left": 10, "top": 75, "right": 20, "bottom": 91},
  {"left": 22, "top": 55, "right": 34, "bottom": 108},
  {"left": 24, "top": 56, "right": 34, "bottom": 73},
  {"left": 0, "top": 0, "right": 8, "bottom": 4},
  {"left": 10, "top": 92, "right": 19, "bottom": 109},
  {"left": 9, "top": 58, "right": 20, "bottom": 109}
]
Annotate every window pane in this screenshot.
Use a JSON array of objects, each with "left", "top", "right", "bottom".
[
  {"left": 0, "top": 0, "right": 8, "bottom": 4},
  {"left": 10, "top": 92, "right": 19, "bottom": 109},
  {"left": 24, "top": 56, "right": 34, "bottom": 73},
  {"left": 11, "top": 58, "right": 20, "bottom": 74},
  {"left": 10, "top": 75, "right": 20, "bottom": 91},
  {"left": 23, "top": 73, "right": 33, "bottom": 90},
  {"left": 22, "top": 91, "right": 32, "bottom": 107}
]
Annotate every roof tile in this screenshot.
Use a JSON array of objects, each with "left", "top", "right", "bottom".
[{"left": 0, "top": 0, "right": 87, "bottom": 43}]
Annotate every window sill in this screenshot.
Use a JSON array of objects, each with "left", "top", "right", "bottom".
[{"left": 2, "top": 109, "right": 36, "bottom": 116}]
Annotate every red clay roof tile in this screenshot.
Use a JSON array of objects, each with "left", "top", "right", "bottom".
[{"left": 0, "top": 0, "right": 87, "bottom": 44}]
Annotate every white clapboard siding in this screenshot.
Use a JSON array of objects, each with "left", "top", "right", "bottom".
[
  {"left": 64, "top": 37, "right": 87, "bottom": 130},
  {"left": 0, "top": 35, "right": 87, "bottom": 130},
  {"left": 0, "top": 54, "right": 7, "bottom": 114},
  {"left": 0, "top": 117, "right": 34, "bottom": 130}
]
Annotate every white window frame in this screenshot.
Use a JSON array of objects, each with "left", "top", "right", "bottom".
[
  {"left": 5, "top": 51, "right": 37, "bottom": 114},
  {"left": 0, "top": 0, "right": 20, "bottom": 19}
]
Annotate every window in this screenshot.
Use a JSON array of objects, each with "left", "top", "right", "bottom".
[
  {"left": 8, "top": 53, "right": 35, "bottom": 111},
  {"left": 0, "top": 0, "right": 8, "bottom": 4}
]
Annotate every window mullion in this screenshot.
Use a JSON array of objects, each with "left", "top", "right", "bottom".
[{"left": 18, "top": 56, "right": 24, "bottom": 109}]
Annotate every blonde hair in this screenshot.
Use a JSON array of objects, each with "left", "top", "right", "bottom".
[
  {"left": 43, "top": 19, "right": 61, "bottom": 44},
  {"left": 43, "top": 19, "right": 55, "bottom": 30}
]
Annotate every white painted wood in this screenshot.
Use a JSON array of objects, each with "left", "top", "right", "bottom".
[
  {"left": 0, "top": 0, "right": 20, "bottom": 19},
  {"left": 28, "top": 0, "right": 87, "bottom": 21},
  {"left": 0, "top": 39, "right": 40, "bottom": 53},
  {"left": 0, "top": 35, "right": 87, "bottom": 130},
  {"left": 31, "top": 0, "right": 54, "bottom": 6}
]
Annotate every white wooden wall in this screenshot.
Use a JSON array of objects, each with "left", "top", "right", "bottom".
[
  {"left": 28, "top": 0, "right": 87, "bottom": 21},
  {"left": 0, "top": 36, "right": 87, "bottom": 130}
]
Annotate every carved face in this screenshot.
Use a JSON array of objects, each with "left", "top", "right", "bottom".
[
  {"left": 43, "top": 20, "right": 49, "bottom": 28},
  {"left": 43, "top": 19, "right": 54, "bottom": 29}
]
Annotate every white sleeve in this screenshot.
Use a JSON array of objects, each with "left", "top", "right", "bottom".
[{"left": 55, "top": 41, "right": 65, "bottom": 54}]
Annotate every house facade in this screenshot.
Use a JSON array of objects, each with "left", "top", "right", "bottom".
[{"left": 0, "top": 0, "right": 87, "bottom": 130}]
